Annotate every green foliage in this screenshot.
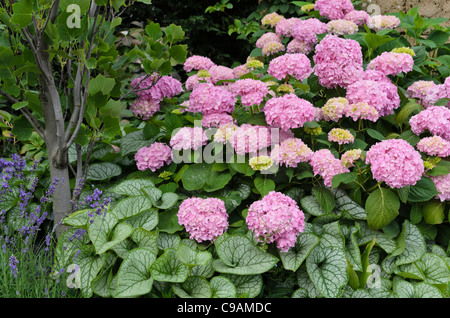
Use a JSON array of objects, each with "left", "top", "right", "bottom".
[{"left": 2, "top": 0, "right": 450, "bottom": 300}]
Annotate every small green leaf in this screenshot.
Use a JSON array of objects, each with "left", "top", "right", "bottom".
[
  {"left": 254, "top": 177, "right": 275, "bottom": 197},
  {"left": 145, "top": 22, "right": 162, "bottom": 41},
  {"left": 331, "top": 172, "right": 357, "bottom": 188},
  {"left": 421, "top": 201, "right": 445, "bottom": 224},
  {"left": 313, "top": 186, "right": 335, "bottom": 213},
  {"left": 10, "top": 0, "right": 32, "bottom": 28}
]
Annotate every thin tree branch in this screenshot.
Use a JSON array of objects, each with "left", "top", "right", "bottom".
[{"left": 0, "top": 89, "right": 46, "bottom": 140}]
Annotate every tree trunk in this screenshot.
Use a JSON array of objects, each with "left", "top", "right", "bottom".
[{"left": 37, "top": 39, "right": 72, "bottom": 237}]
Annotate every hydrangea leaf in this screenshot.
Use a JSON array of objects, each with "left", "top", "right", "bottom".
[
  {"left": 181, "top": 163, "right": 232, "bottom": 192},
  {"left": 111, "top": 195, "right": 153, "bottom": 220},
  {"left": 110, "top": 179, "right": 156, "bottom": 196},
  {"left": 254, "top": 177, "right": 275, "bottom": 197},
  {"left": 306, "top": 245, "right": 348, "bottom": 298},
  {"left": 407, "top": 176, "right": 439, "bottom": 203},
  {"left": 212, "top": 235, "right": 279, "bottom": 275},
  {"left": 86, "top": 162, "right": 122, "bottom": 181},
  {"left": 313, "top": 186, "right": 335, "bottom": 213},
  {"left": 365, "top": 187, "right": 400, "bottom": 230},
  {"left": 279, "top": 232, "right": 320, "bottom": 272},
  {"left": 115, "top": 248, "right": 156, "bottom": 297},
  {"left": 149, "top": 248, "right": 190, "bottom": 283},
  {"left": 223, "top": 274, "right": 263, "bottom": 298},
  {"left": 172, "top": 276, "right": 212, "bottom": 298},
  {"left": 210, "top": 276, "right": 237, "bottom": 298}
]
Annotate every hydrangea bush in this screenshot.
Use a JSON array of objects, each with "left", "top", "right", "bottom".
[{"left": 4, "top": 0, "right": 450, "bottom": 299}]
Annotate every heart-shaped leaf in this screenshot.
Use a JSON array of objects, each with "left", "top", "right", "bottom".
[
  {"left": 212, "top": 235, "right": 278, "bottom": 275},
  {"left": 115, "top": 248, "right": 156, "bottom": 297}
]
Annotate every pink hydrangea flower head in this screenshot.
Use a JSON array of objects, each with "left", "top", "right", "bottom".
[
  {"left": 313, "top": 34, "right": 364, "bottom": 88},
  {"left": 328, "top": 128, "right": 355, "bottom": 145},
  {"left": 233, "top": 64, "right": 250, "bottom": 78},
  {"left": 286, "top": 38, "right": 314, "bottom": 54},
  {"left": 327, "top": 19, "right": 358, "bottom": 35},
  {"left": 361, "top": 69, "right": 391, "bottom": 83},
  {"left": 130, "top": 98, "right": 160, "bottom": 120},
  {"left": 267, "top": 53, "right": 312, "bottom": 81},
  {"left": 213, "top": 123, "right": 238, "bottom": 144},
  {"left": 231, "top": 79, "right": 269, "bottom": 108},
  {"left": 184, "top": 55, "right": 216, "bottom": 72},
  {"left": 321, "top": 97, "right": 349, "bottom": 122},
  {"left": 189, "top": 83, "right": 236, "bottom": 114},
  {"left": 229, "top": 124, "right": 272, "bottom": 155},
  {"left": 276, "top": 17, "right": 302, "bottom": 37},
  {"left": 209, "top": 65, "right": 235, "bottom": 84},
  {"left": 365, "top": 139, "right": 424, "bottom": 188},
  {"left": 256, "top": 32, "right": 282, "bottom": 49},
  {"left": 430, "top": 174, "right": 450, "bottom": 202},
  {"left": 416, "top": 136, "right": 450, "bottom": 157},
  {"left": 201, "top": 112, "right": 235, "bottom": 128},
  {"left": 346, "top": 79, "right": 400, "bottom": 117},
  {"left": 291, "top": 18, "right": 328, "bottom": 44},
  {"left": 264, "top": 94, "right": 316, "bottom": 131},
  {"left": 343, "top": 10, "right": 370, "bottom": 26},
  {"left": 367, "top": 52, "right": 414, "bottom": 76},
  {"left": 271, "top": 138, "right": 313, "bottom": 167},
  {"left": 344, "top": 102, "right": 379, "bottom": 122},
  {"left": 420, "top": 84, "right": 448, "bottom": 109},
  {"left": 445, "top": 76, "right": 450, "bottom": 96},
  {"left": 407, "top": 81, "right": 437, "bottom": 105},
  {"left": 246, "top": 191, "right": 305, "bottom": 252},
  {"left": 169, "top": 127, "right": 209, "bottom": 151},
  {"left": 262, "top": 41, "right": 285, "bottom": 56},
  {"left": 131, "top": 75, "right": 183, "bottom": 101},
  {"left": 177, "top": 197, "right": 229, "bottom": 242},
  {"left": 134, "top": 142, "right": 172, "bottom": 172},
  {"left": 185, "top": 74, "right": 213, "bottom": 91},
  {"left": 261, "top": 12, "right": 285, "bottom": 28},
  {"left": 367, "top": 15, "right": 400, "bottom": 31},
  {"left": 409, "top": 106, "right": 450, "bottom": 141},
  {"left": 340, "top": 149, "right": 364, "bottom": 168},
  {"left": 314, "top": 0, "right": 354, "bottom": 20},
  {"left": 309, "top": 149, "right": 350, "bottom": 187}
]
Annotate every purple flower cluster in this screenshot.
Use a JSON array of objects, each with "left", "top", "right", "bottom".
[{"left": 314, "top": 0, "right": 354, "bottom": 20}]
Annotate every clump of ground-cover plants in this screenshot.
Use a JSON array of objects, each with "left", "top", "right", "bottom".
[{"left": 2, "top": 0, "right": 450, "bottom": 298}]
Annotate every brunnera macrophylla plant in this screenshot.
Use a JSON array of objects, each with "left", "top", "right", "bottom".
[{"left": 57, "top": 0, "right": 450, "bottom": 298}]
